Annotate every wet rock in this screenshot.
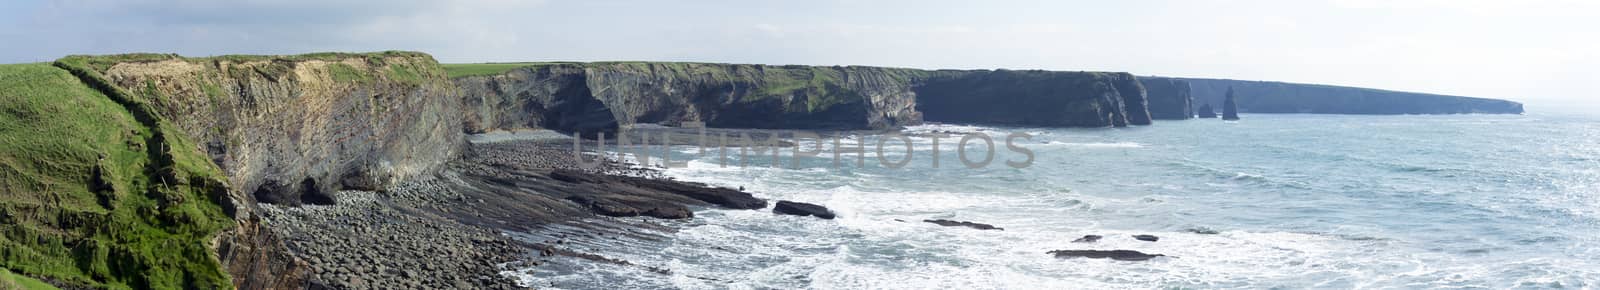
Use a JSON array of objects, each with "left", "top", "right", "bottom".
[
  {"left": 1071, "top": 235, "right": 1102, "bottom": 243},
  {"left": 772, "top": 201, "right": 836, "bottom": 219},
  {"left": 1183, "top": 227, "right": 1220, "bottom": 235},
  {"left": 1133, "top": 235, "right": 1159, "bottom": 242},
  {"left": 1047, "top": 250, "right": 1165, "bottom": 261},
  {"left": 923, "top": 219, "right": 1003, "bottom": 231}
]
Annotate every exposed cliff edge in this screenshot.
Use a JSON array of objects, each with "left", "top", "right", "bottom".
[
  {"left": 454, "top": 63, "right": 1156, "bottom": 132},
  {"left": 1149, "top": 77, "right": 1524, "bottom": 115}
]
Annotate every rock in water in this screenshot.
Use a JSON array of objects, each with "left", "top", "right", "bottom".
[
  {"left": 1071, "top": 235, "right": 1103, "bottom": 243},
  {"left": 1132, "top": 234, "right": 1160, "bottom": 242},
  {"left": 1047, "top": 250, "right": 1165, "bottom": 261},
  {"left": 773, "top": 201, "right": 836, "bottom": 219},
  {"left": 1222, "top": 86, "right": 1241, "bottom": 121},
  {"left": 923, "top": 219, "right": 1003, "bottom": 230},
  {"left": 1197, "top": 103, "right": 1218, "bottom": 118}
]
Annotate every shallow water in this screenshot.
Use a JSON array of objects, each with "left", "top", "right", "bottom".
[{"left": 512, "top": 113, "right": 1600, "bottom": 289}]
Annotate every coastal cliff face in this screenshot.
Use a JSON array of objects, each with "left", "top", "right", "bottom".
[
  {"left": 456, "top": 63, "right": 929, "bottom": 134},
  {"left": 1158, "top": 77, "right": 1525, "bottom": 115},
  {"left": 458, "top": 64, "right": 1155, "bottom": 131},
  {"left": 1139, "top": 77, "right": 1194, "bottom": 120},
  {"left": 914, "top": 70, "right": 1150, "bottom": 127},
  {"left": 91, "top": 52, "right": 464, "bottom": 206},
  {"left": 50, "top": 52, "right": 465, "bottom": 289}
]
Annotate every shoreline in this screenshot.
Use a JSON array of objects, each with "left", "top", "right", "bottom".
[{"left": 260, "top": 134, "right": 776, "bottom": 289}]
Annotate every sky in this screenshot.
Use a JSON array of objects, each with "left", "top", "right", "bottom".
[{"left": 2, "top": 0, "right": 1595, "bottom": 113}]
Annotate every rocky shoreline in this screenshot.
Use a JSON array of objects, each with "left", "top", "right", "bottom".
[{"left": 255, "top": 135, "right": 777, "bottom": 289}]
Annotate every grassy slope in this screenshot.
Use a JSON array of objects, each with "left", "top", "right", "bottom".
[
  {"left": 0, "top": 62, "right": 231, "bottom": 289},
  {"left": 442, "top": 62, "right": 566, "bottom": 78},
  {"left": 2, "top": 268, "right": 60, "bottom": 290}
]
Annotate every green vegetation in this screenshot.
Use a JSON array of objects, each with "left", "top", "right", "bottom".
[
  {"left": 2, "top": 268, "right": 60, "bottom": 290},
  {"left": 1, "top": 61, "right": 232, "bottom": 289},
  {"left": 327, "top": 63, "right": 369, "bottom": 83},
  {"left": 440, "top": 62, "right": 554, "bottom": 78}
]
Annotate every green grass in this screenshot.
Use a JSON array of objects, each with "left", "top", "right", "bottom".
[
  {"left": 1, "top": 62, "right": 233, "bottom": 289},
  {"left": 2, "top": 268, "right": 60, "bottom": 290},
  {"left": 440, "top": 62, "right": 553, "bottom": 78}
]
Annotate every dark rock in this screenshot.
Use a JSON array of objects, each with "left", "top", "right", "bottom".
[
  {"left": 772, "top": 201, "right": 835, "bottom": 219},
  {"left": 923, "top": 219, "right": 1003, "bottom": 230},
  {"left": 1222, "top": 87, "right": 1240, "bottom": 121},
  {"left": 1139, "top": 77, "right": 1194, "bottom": 120},
  {"left": 1071, "top": 235, "right": 1102, "bottom": 243},
  {"left": 914, "top": 70, "right": 1144, "bottom": 128},
  {"left": 1133, "top": 234, "right": 1159, "bottom": 242},
  {"left": 1197, "top": 103, "right": 1218, "bottom": 118},
  {"left": 1047, "top": 250, "right": 1165, "bottom": 261}
]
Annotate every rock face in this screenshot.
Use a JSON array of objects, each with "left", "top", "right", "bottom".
[
  {"left": 96, "top": 52, "right": 464, "bottom": 206},
  {"left": 773, "top": 201, "right": 836, "bottom": 219},
  {"left": 1222, "top": 87, "right": 1240, "bottom": 121},
  {"left": 65, "top": 52, "right": 466, "bottom": 289},
  {"left": 1149, "top": 77, "right": 1525, "bottom": 115},
  {"left": 457, "top": 64, "right": 1156, "bottom": 132},
  {"left": 1139, "top": 77, "right": 1194, "bottom": 120},
  {"left": 456, "top": 63, "right": 928, "bottom": 134},
  {"left": 913, "top": 70, "right": 1151, "bottom": 127}
]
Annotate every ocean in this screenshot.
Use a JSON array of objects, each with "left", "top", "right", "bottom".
[{"left": 512, "top": 113, "right": 1600, "bottom": 289}]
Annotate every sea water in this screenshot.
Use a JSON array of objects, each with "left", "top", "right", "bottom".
[{"left": 513, "top": 113, "right": 1600, "bottom": 289}]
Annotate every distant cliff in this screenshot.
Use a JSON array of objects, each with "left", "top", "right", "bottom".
[
  {"left": 913, "top": 70, "right": 1151, "bottom": 127},
  {"left": 456, "top": 62, "right": 928, "bottom": 134},
  {"left": 455, "top": 63, "right": 1155, "bottom": 132},
  {"left": 1149, "top": 77, "right": 1524, "bottom": 115},
  {"left": 1139, "top": 77, "right": 1193, "bottom": 120}
]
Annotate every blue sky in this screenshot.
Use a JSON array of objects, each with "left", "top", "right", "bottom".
[{"left": 3, "top": 0, "right": 1594, "bottom": 112}]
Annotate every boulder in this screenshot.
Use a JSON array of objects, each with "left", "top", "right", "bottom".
[
  {"left": 1132, "top": 234, "right": 1159, "bottom": 242},
  {"left": 923, "top": 219, "right": 1003, "bottom": 231},
  {"left": 1071, "top": 235, "right": 1102, "bottom": 243},
  {"left": 1047, "top": 250, "right": 1165, "bottom": 261},
  {"left": 772, "top": 201, "right": 835, "bottom": 219}
]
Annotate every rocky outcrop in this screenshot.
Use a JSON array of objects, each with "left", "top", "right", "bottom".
[
  {"left": 1139, "top": 77, "right": 1193, "bottom": 120},
  {"left": 457, "top": 64, "right": 1156, "bottom": 131},
  {"left": 923, "top": 219, "right": 1004, "bottom": 230},
  {"left": 1047, "top": 250, "right": 1165, "bottom": 261},
  {"left": 773, "top": 201, "right": 836, "bottom": 219},
  {"left": 1150, "top": 77, "right": 1524, "bottom": 115},
  {"left": 1222, "top": 87, "right": 1240, "bottom": 120},
  {"left": 1198, "top": 104, "right": 1218, "bottom": 118}
]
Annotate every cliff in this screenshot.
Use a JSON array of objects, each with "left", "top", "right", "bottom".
[
  {"left": 1, "top": 52, "right": 466, "bottom": 289},
  {"left": 455, "top": 63, "right": 1154, "bottom": 131},
  {"left": 1139, "top": 77, "right": 1194, "bottom": 120},
  {"left": 456, "top": 62, "right": 931, "bottom": 134},
  {"left": 913, "top": 70, "right": 1150, "bottom": 127},
  {"left": 1151, "top": 77, "right": 1525, "bottom": 115},
  {"left": 82, "top": 52, "right": 464, "bottom": 206}
]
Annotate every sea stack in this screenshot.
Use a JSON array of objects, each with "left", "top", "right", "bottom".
[
  {"left": 1197, "top": 104, "right": 1218, "bottom": 118},
  {"left": 1222, "top": 87, "right": 1240, "bottom": 121}
]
